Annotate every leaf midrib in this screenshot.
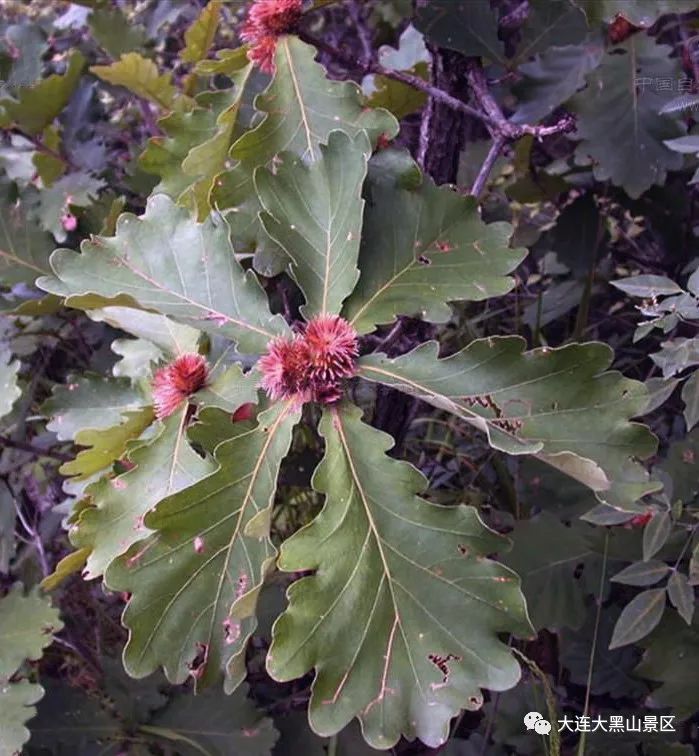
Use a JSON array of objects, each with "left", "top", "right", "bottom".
[
  {"left": 131, "top": 407, "right": 292, "bottom": 668},
  {"left": 111, "top": 247, "right": 274, "bottom": 340},
  {"left": 282, "top": 37, "right": 316, "bottom": 161},
  {"left": 332, "top": 407, "right": 425, "bottom": 698},
  {"left": 204, "top": 402, "right": 294, "bottom": 656},
  {"left": 358, "top": 357, "right": 643, "bottom": 445}
]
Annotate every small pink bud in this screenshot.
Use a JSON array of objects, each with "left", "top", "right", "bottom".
[
  {"left": 232, "top": 403, "right": 255, "bottom": 422},
  {"left": 61, "top": 212, "right": 77, "bottom": 232}
]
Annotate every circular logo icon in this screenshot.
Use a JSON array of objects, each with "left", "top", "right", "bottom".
[
  {"left": 523, "top": 711, "right": 543, "bottom": 730},
  {"left": 534, "top": 719, "right": 552, "bottom": 735}
]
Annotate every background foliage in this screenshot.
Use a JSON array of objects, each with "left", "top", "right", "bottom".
[{"left": 1, "top": 0, "right": 699, "bottom": 754}]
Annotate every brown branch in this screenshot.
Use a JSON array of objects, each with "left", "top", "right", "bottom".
[
  {"left": 0, "top": 435, "right": 73, "bottom": 462},
  {"left": 465, "top": 60, "right": 574, "bottom": 141},
  {"left": 465, "top": 60, "right": 574, "bottom": 195},
  {"left": 470, "top": 133, "right": 507, "bottom": 197},
  {"left": 297, "top": 30, "right": 496, "bottom": 128},
  {"left": 22, "top": 131, "right": 77, "bottom": 173},
  {"left": 298, "top": 31, "right": 575, "bottom": 198}
]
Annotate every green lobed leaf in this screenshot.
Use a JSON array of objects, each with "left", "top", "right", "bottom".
[
  {"left": 365, "top": 25, "right": 429, "bottom": 120},
  {"left": 228, "top": 36, "right": 397, "bottom": 169},
  {"left": 540, "top": 193, "right": 607, "bottom": 278},
  {"left": 512, "top": 40, "right": 603, "bottom": 124},
  {"left": 0, "top": 680, "right": 44, "bottom": 756},
  {"left": 89, "top": 5, "right": 149, "bottom": 59},
  {"left": 90, "top": 306, "right": 202, "bottom": 381},
  {"left": 195, "top": 363, "right": 260, "bottom": 413},
  {"left": 658, "top": 427, "right": 699, "bottom": 503},
  {"left": 139, "top": 90, "right": 228, "bottom": 199},
  {"left": 27, "top": 680, "right": 125, "bottom": 751},
  {"left": 212, "top": 36, "right": 397, "bottom": 261},
  {"left": 0, "top": 135, "right": 36, "bottom": 186},
  {"left": 0, "top": 182, "right": 55, "bottom": 289},
  {"left": 379, "top": 24, "right": 430, "bottom": 70},
  {"left": 359, "top": 337, "right": 658, "bottom": 509},
  {"left": 610, "top": 588, "right": 667, "bottom": 649},
  {"left": 59, "top": 407, "right": 155, "bottom": 481},
  {"left": 72, "top": 404, "right": 216, "bottom": 579},
  {"left": 38, "top": 194, "right": 290, "bottom": 354},
  {"left": 88, "top": 306, "right": 201, "bottom": 358},
  {"left": 140, "top": 59, "right": 254, "bottom": 221},
  {"left": 195, "top": 46, "right": 251, "bottom": 77},
  {"left": 188, "top": 406, "right": 256, "bottom": 455},
  {"left": 26, "top": 170, "right": 106, "bottom": 243},
  {"left": 415, "top": 0, "right": 504, "bottom": 63},
  {"left": 181, "top": 0, "right": 222, "bottom": 64},
  {"left": 42, "top": 373, "right": 147, "bottom": 441},
  {"left": 40, "top": 548, "right": 90, "bottom": 592},
  {"left": 106, "top": 401, "right": 301, "bottom": 691},
  {"left": 101, "top": 656, "right": 169, "bottom": 727},
  {"left": 570, "top": 35, "right": 686, "bottom": 198},
  {"left": 501, "top": 512, "right": 600, "bottom": 631},
  {"left": 91, "top": 53, "right": 183, "bottom": 110},
  {"left": 256, "top": 130, "right": 368, "bottom": 318},
  {"left": 32, "top": 125, "right": 64, "bottom": 186},
  {"left": 112, "top": 339, "right": 164, "bottom": 380},
  {"left": 180, "top": 67, "right": 253, "bottom": 220},
  {"left": 268, "top": 403, "right": 532, "bottom": 750},
  {"left": 514, "top": 0, "right": 589, "bottom": 62},
  {"left": 0, "top": 585, "right": 63, "bottom": 678},
  {"left": 146, "top": 683, "right": 278, "bottom": 755},
  {"left": 3, "top": 22, "right": 47, "bottom": 88},
  {"left": 0, "top": 51, "right": 85, "bottom": 135},
  {"left": 343, "top": 166, "right": 526, "bottom": 334}
]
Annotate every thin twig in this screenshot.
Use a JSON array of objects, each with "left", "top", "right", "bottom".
[
  {"left": 466, "top": 60, "right": 575, "bottom": 141},
  {"left": 512, "top": 647, "right": 562, "bottom": 756},
  {"left": 299, "top": 32, "right": 574, "bottom": 200},
  {"left": 576, "top": 530, "right": 609, "bottom": 756},
  {"left": 465, "top": 61, "right": 517, "bottom": 138},
  {"left": 373, "top": 319, "right": 404, "bottom": 353},
  {"left": 13, "top": 496, "right": 50, "bottom": 576},
  {"left": 298, "top": 30, "right": 495, "bottom": 127},
  {"left": 301, "top": 29, "right": 574, "bottom": 142},
  {"left": 0, "top": 435, "right": 72, "bottom": 462},
  {"left": 465, "top": 60, "right": 574, "bottom": 196},
  {"left": 22, "top": 131, "right": 77, "bottom": 172},
  {"left": 470, "top": 133, "right": 506, "bottom": 197}
]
